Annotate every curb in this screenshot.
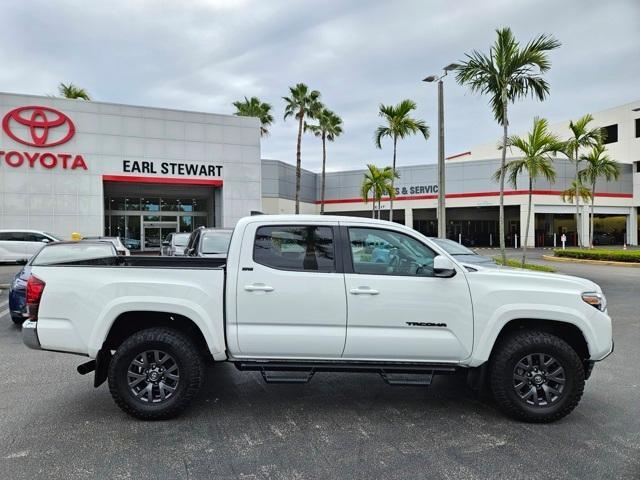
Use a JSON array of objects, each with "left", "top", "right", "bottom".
[
  {"left": 541, "top": 255, "right": 640, "bottom": 268},
  {"left": 0, "top": 283, "right": 10, "bottom": 289}
]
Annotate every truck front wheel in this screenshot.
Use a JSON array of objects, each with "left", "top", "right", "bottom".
[
  {"left": 489, "top": 330, "right": 585, "bottom": 423},
  {"left": 108, "top": 328, "right": 204, "bottom": 420}
]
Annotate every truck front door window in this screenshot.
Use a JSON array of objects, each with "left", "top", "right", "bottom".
[{"left": 348, "top": 227, "right": 435, "bottom": 276}]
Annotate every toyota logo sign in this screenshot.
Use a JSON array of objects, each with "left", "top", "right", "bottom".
[{"left": 2, "top": 105, "right": 75, "bottom": 147}]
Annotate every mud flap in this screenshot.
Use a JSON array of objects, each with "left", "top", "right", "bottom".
[{"left": 94, "top": 349, "right": 113, "bottom": 388}]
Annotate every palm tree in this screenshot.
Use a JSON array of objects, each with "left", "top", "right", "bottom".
[
  {"left": 562, "top": 181, "right": 592, "bottom": 245},
  {"left": 374, "top": 99, "right": 429, "bottom": 222},
  {"left": 562, "top": 114, "right": 602, "bottom": 247},
  {"left": 232, "top": 96, "right": 274, "bottom": 137},
  {"left": 305, "top": 108, "right": 343, "bottom": 214},
  {"left": 455, "top": 27, "right": 561, "bottom": 264},
  {"left": 283, "top": 83, "right": 323, "bottom": 214},
  {"left": 360, "top": 165, "right": 398, "bottom": 219},
  {"left": 495, "top": 117, "right": 561, "bottom": 266},
  {"left": 579, "top": 142, "right": 620, "bottom": 247},
  {"left": 58, "top": 82, "right": 91, "bottom": 100}
]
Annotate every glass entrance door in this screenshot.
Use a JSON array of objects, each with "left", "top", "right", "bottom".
[
  {"left": 142, "top": 221, "right": 178, "bottom": 252},
  {"left": 143, "top": 227, "right": 161, "bottom": 250}
]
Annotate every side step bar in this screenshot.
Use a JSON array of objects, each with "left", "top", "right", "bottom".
[{"left": 234, "top": 360, "right": 457, "bottom": 386}]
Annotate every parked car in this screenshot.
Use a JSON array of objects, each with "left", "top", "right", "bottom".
[
  {"left": 430, "top": 237, "right": 497, "bottom": 268},
  {"left": 0, "top": 230, "right": 62, "bottom": 263},
  {"left": 9, "top": 241, "right": 117, "bottom": 324},
  {"left": 161, "top": 232, "right": 191, "bottom": 256},
  {"left": 122, "top": 238, "right": 141, "bottom": 250},
  {"left": 185, "top": 227, "right": 233, "bottom": 258},
  {"left": 22, "top": 215, "right": 612, "bottom": 423},
  {"left": 592, "top": 232, "right": 616, "bottom": 246},
  {"left": 82, "top": 236, "right": 130, "bottom": 256},
  {"left": 8, "top": 261, "right": 31, "bottom": 324}
]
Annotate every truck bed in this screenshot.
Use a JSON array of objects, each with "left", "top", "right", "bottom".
[
  {"left": 42, "top": 255, "right": 227, "bottom": 269},
  {"left": 30, "top": 258, "right": 226, "bottom": 358}
]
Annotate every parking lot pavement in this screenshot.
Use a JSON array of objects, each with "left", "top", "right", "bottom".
[
  {"left": 0, "top": 261, "right": 638, "bottom": 480},
  {"left": 0, "top": 263, "right": 21, "bottom": 286},
  {"left": 0, "top": 288, "right": 9, "bottom": 321}
]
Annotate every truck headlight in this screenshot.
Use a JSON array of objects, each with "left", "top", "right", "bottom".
[{"left": 582, "top": 292, "right": 606, "bottom": 312}]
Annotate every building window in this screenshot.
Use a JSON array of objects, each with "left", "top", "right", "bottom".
[
  {"left": 601, "top": 124, "right": 618, "bottom": 144},
  {"left": 635, "top": 118, "right": 640, "bottom": 138}
]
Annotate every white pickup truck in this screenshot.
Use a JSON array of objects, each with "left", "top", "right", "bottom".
[{"left": 22, "top": 215, "right": 613, "bottom": 422}]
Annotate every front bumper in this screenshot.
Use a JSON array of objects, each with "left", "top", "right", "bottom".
[{"left": 22, "top": 320, "right": 41, "bottom": 350}]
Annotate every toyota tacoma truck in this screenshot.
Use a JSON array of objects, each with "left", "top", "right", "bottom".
[{"left": 22, "top": 215, "right": 613, "bottom": 422}]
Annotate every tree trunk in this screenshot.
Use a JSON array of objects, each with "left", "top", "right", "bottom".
[
  {"left": 320, "top": 132, "right": 327, "bottom": 215},
  {"left": 499, "top": 99, "right": 508, "bottom": 265},
  {"left": 371, "top": 190, "right": 375, "bottom": 219},
  {"left": 294, "top": 110, "right": 304, "bottom": 214},
  {"left": 523, "top": 176, "right": 533, "bottom": 267},
  {"left": 590, "top": 181, "right": 596, "bottom": 248},
  {"left": 575, "top": 154, "right": 581, "bottom": 248},
  {"left": 378, "top": 199, "right": 381, "bottom": 219},
  {"left": 389, "top": 136, "right": 397, "bottom": 223}
]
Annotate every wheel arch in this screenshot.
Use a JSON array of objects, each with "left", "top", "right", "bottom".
[
  {"left": 490, "top": 318, "right": 590, "bottom": 362},
  {"left": 102, "top": 311, "right": 211, "bottom": 359}
]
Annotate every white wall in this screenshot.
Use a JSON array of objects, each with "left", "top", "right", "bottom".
[{"left": 0, "top": 93, "right": 261, "bottom": 237}]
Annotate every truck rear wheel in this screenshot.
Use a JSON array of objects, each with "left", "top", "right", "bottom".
[
  {"left": 489, "top": 330, "right": 585, "bottom": 423},
  {"left": 108, "top": 328, "right": 204, "bottom": 420}
]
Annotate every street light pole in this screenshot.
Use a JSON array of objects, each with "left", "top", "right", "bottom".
[
  {"left": 423, "top": 63, "right": 459, "bottom": 239},
  {"left": 436, "top": 77, "right": 445, "bottom": 239}
]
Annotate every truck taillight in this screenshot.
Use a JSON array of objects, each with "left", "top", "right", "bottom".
[{"left": 26, "top": 275, "right": 46, "bottom": 321}]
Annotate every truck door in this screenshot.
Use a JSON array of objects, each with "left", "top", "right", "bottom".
[
  {"left": 235, "top": 223, "right": 347, "bottom": 359},
  {"left": 341, "top": 225, "right": 473, "bottom": 362}
]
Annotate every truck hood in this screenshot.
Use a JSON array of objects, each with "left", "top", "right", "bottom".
[{"left": 462, "top": 262, "right": 601, "bottom": 293}]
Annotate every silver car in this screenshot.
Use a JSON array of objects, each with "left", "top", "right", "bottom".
[
  {"left": 186, "top": 228, "right": 233, "bottom": 258},
  {"left": 429, "top": 237, "right": 497, "bottom": 268},
  {"left": 161, "top": 232, "right": 191, "bottom": 256}
]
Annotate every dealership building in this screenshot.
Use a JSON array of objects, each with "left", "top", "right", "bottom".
[
  {"left": 0, "top": 92, "right": 261, "bottom": 250},
  {"left": 263, "top": 100, "right": 640, "bottom": 247},
  {"left": 0, "top": 92, "right": 638, "bottom": 250}
]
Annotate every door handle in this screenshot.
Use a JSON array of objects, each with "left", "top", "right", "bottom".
[
  {"left": 244, "top": 283, "right": 274, "bottom": 292},
  {"left": 349, "top": 287, "right": 379, "bottom": 295}
]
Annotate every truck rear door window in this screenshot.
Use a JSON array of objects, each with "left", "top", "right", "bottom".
[{"left": 253, "top": 225, "right": 335, "bottom": 272}]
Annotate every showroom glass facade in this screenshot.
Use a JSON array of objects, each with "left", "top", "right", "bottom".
[{"left": 104, "top": 196, "right": 210, "bottom": 251}]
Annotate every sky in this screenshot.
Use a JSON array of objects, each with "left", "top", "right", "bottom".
[{"left": 1, "top": 0, "right": 638, "bottom": 172}]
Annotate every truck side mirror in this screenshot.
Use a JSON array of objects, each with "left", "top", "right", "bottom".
[
  {"left": 162, "top": 241, "right": 170, "bottom": 246},
  {"left": 433, "top": 255, "right": 456, "bottom": 278}
]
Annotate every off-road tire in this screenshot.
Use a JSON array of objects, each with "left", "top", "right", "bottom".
[
  {"left": 489, "top": 330, "right": 585, "bottom": 423},
  {"left": 108, "top": 328, "right": 204, "bottom": 420}
]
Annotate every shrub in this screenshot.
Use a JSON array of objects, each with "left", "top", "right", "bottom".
[
  {"left": 554, "top": 248, "right": 640, "bottom": 263},
  {"left": 493, "top": 257, "right": 556, "bottom": 272}
]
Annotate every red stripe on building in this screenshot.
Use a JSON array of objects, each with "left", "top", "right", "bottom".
[
  {"left": 103, "top": 175, "right": 223, "bottom": 186},
  {"left": 317, "top": 190, "right": 633, "bottom": 205}
]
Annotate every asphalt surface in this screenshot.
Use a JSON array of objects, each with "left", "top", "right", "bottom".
[{"left": 0, "top": 253, "right": 638, "bottom": 480}]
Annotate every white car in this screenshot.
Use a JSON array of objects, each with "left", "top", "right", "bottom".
[
  {"left": 82, "top": 236, "right": 130, "bottom": 256},
  {"left": 21, "top": 215, "right": 612, "bottom": 423},
  {"left": 0, "top": 230, "right": 62, "bottom": 263},
  {"left": 160, "top": 232, "right": 190, "bottom": 256}
]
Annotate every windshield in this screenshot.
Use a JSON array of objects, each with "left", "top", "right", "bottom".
[
  {"left": 31, "top": 243, "right": 116, "bottom": 266},
  {"left": 174, "top": 233, "right": 190, "bottom": 247},
  {"left": 431, "top": 238, "right": 477, "bottom": 255},
  {"left": 201, "top": 231, "right": 232, "bottom": 254},
  {"left": 44, "top": 232, "right": 63, "bottom": 242}
]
